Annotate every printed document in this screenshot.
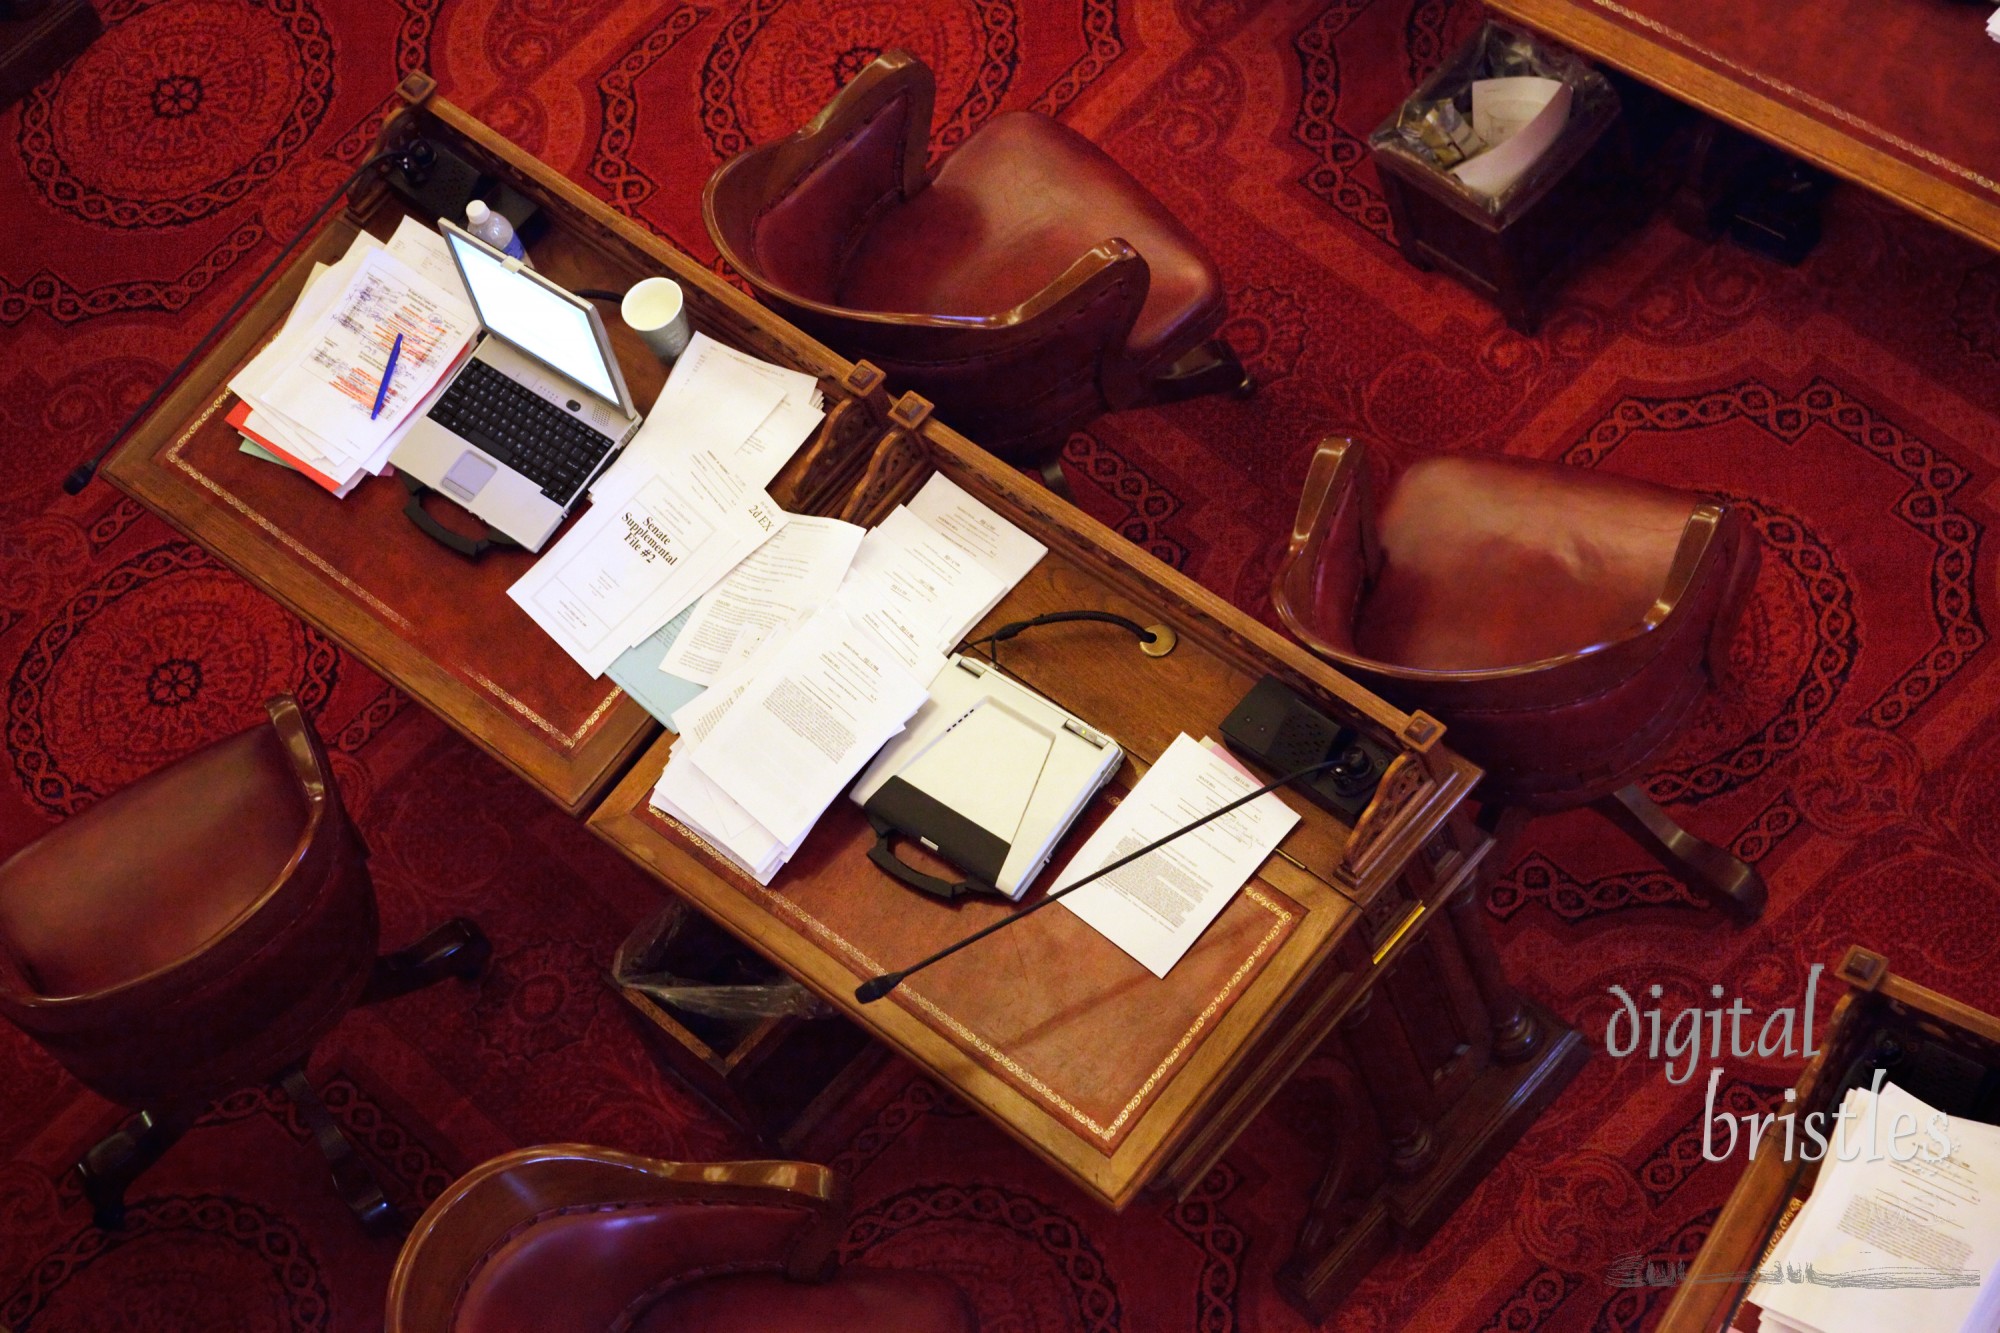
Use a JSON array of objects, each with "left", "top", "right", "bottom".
[
  {"left": 230, "top": 224, "right": 474, "bottom": 489},
  {"left": 596, "top": 332, "right": 818, "bottom": 495},
  {"left": 507, "top": 449, "right": 786, "bottom": 677},
  {"left": 256, "top": 246, "right": 478, "bottom": 470},
  {"left": 687, "top": 604, "right": 933, "bottom": 848},
  {"left": 1056, "top": 732, "right": 1299, "bottom": 977},
  {"left": 651, "top": 748, "right": 796, "bottom": 884},
  {"left": 906, "top": 471, "right": 1047, "bottom": 620},
  {"left": 662, "top": 515, "right": 865, "bottom": 684},
  {"left": 1750, "top": 1081, "right": 2000, "bottom": 1333},
  {"left": 838, "top": 506, "right": 1005, "bottom": 671},
  {"left": 651, "top": 637, "right": 810, "bottom": 884}
]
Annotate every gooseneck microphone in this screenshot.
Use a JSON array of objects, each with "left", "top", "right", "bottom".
[
  {"left": 63, "top": 148, "right": 406, "bottom": 497},
  {"left": 854, "top": 755, "right": 1357, "bottom": 1004}
]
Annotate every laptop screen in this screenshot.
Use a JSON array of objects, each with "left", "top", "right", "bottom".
[{"left": 445, "top": 230, "right": 621, "bottom": 405}]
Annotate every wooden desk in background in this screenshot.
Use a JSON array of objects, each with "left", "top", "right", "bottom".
[
  {"left": 104, "top": 76, "right": 1585, "bottom": 1318},
  {"left": 1487, "top": 0, "right": 2000, "bottom": 252},
  {"left": 1658, "top": 947, "right": 2000, "bottom": 1332}
]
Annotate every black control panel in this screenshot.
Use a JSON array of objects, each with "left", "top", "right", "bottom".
[{"left": 1219, "top": 675, "right": 1395, "bottom": 818}]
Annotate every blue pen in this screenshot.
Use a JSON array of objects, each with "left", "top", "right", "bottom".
[{"left": 370, "top": 331, "right": 404, "bottom": 420}]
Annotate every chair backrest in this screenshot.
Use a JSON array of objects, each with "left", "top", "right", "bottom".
[
  {"left": 1273, "top": 438, "right": 1756, "bottom": 801},
  {"left": 1274, "top": 436, "right": 1744, "bottom": 698},
  {"left": 704, "top": 51, "right": 934, "bottom": 308},
  {"left": 702, "top": 50, "right": 1152, "bottom": 458},
  {"left": 385, "top": 1145, "right": 846, "bottom": 1333},
  {"left": 0, "top": 695, "right": 376, "bottom": 1105}
]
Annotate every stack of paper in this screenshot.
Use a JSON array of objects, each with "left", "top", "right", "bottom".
[
  {"left": 507, "top": 447, "right": 791, "bottom": 678},
  {"left": 595, "top": 332, "right": 825, "bottom": 497},
  {"left": 834, "top": 472, "right": 1047, "bottom": 672},
  {"left": 1745, "top": 1080, "right": 2000, "bottom": 1333},
  {"left": 647, "top": 472, "right": 1048, "bottom": 881},
  {"left": 229, "top": 218, "right": 477, "bottom": 496},
  {"left": 653, "top": 603, "right": 933, "bottom": 882},
  {"left": 661, "top": 514, "right": 867, "bottom": 685},
  {"left": 510, "top": 334, "right": 829, "bottom": 680},
  {"left": 616, "top": 468, "right": 1044, "bottom": 721}
]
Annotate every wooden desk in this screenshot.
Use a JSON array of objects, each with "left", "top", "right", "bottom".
[
  {"left": 591, "top": 400, "right": 1588, "bottom": 1314},
  {"left": 1485, "top": 0, "right": 2000, "bottom": 252},
  {"left": 102, "top": 77, "right": 894, "bottom": 813},
  {"left": 106, "top": 77, "right": 1586, "bottom": 1318}
]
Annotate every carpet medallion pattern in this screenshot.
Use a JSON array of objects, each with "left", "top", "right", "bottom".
[{"left": 2, "top": 1, "right": 1998, "bottom": 1330}]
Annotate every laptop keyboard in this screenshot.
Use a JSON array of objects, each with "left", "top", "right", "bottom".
[{"left": 427, "top": 359, "right": 617, "bottom": 503}]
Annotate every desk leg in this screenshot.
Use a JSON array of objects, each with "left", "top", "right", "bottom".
[
  {"left": 1346, "top": 989, "right": 1439, "bottom": 1178},
  {"left": 1278, "top": 891, "right": 1587, "bottom": 1319},
  {"left": 1448, "top": 881, "right": 1541, "bottom": 1063}
]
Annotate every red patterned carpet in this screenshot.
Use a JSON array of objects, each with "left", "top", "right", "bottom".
[{"left": 4, "top": 1, "right": 1999, "bottom": 1330}]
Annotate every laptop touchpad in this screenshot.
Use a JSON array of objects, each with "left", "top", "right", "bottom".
[{"left": 441, "top": 451, "right": 499, "bottom": 502}]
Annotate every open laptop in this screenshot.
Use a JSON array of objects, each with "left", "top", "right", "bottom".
[{"left": 389, "top": 219, "right": 642, "bottom": 552}]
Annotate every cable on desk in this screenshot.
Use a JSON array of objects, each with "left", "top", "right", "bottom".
[
  {"left": 856, "top": 753, "right": 1357, "bottom": 1003},
  {"left": 966, "top": 610, "right": 1157, "bottom": 670}
]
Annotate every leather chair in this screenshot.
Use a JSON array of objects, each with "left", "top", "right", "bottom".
[
  {"left": 704, "top": 49, "right": 1250, "bottom": 488},
  {"left": 0, "top": 695, "right": 490, "bottom": 1231},
  {"left": 385, "top": 1145, "right": 978, "bottom": 1332},
  {"left": 1272, "top": 438, "right": 1766, "bottom": 919}
]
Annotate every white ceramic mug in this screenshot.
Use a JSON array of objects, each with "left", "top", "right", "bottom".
[{"left": 621, "top": 276, "right": 692, "bottom": 362}]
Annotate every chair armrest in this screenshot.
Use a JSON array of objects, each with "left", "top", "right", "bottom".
[
  {"left": 796, "top": 240, "right": 1152, "bottom": 448},
  {"left": 385, "top": 1146, "right": 846, "bottom": 1333},
  {"left": 1271, "top": 436, "right": 1376, "bottom": 664},
  {"left": 1650, "top": 498, "right": 1759, "bottom": 681}
]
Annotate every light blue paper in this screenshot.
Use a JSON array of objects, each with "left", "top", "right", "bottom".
[
  {"left": 239, "top": 438, "right": 298, "bottom": 471},
  {"left": 607, "top": 605, "right": 705, "bottom": 727}
]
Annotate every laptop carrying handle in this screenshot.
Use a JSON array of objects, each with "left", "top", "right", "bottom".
[
  {"left": 867, "top": 816, "right": 990, "bottom": 903},
  {"left": 401, "top": 473, "right": 519, "bottom": 559}
]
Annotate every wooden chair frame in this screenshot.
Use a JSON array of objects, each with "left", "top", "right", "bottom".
[
  {"left": 1273, "top": 436, "right": 1732, "bottom": 690},
  {"left": 702, "top": 50, "right": 1154, "bottom": 377},
  {"left": 702, "top": 49, "right": 1246, "bottom": 477},
  {"left": 1271, "top": 435, "right": 1765, "bottom": 919}
]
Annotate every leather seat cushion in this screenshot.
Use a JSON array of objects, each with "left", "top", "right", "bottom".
[
  {"left": 0, "top": 725, "right": 310, "bottom": 997},
  {"left": 837, "top": 111, "right": 1225, "bottom": 365},
  {"left": 629, "top": 1269, "right": 978, "bottom": 1333},
  {"left": 1354, "top": 456, "right": 1700, "bottom": 673}
]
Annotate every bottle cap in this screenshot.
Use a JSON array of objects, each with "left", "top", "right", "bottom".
[{"left": 467, "top": 200, "right": 491, "bottom": 224}]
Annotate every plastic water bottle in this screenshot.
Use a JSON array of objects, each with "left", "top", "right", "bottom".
[{"left": 466, "top": 200, "right": 527, "bottom": 261}]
